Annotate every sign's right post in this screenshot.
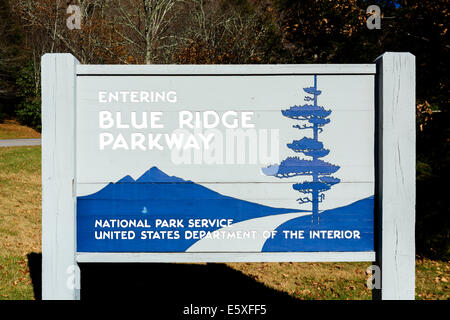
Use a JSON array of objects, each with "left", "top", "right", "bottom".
[{"left": 374, "top": 52, "right": 416, "bottom": 300}]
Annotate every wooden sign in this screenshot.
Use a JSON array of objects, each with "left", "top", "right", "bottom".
[{"left": 41, "top": 53, "right": 415, "bottom": 300}]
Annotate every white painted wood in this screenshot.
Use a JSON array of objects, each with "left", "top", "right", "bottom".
[
  {"left": 76, "top": 251, "right": 375, "bottom": 263},
  {"left": 41, "top": 54, "right": 80, "bottom": 300},
  {"left": 77, "top": 64, "right": 376, "bottom": 75},
  {"left": 75, "top": 74, "right": 375, "bottom": 188},
  {"left": 375, "top": 52, "right": 416, "bottom": 300},
  {"left": 186, "top": 212, "right": 310, "bottom": 252}
]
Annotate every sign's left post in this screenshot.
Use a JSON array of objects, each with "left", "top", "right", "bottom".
[{"left": 41, "top": 53, "right": 80, "bottom": 300}]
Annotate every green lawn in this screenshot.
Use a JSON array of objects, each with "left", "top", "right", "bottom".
[{"left": 0, "top": 146, "right": 448, "bottom": 300}]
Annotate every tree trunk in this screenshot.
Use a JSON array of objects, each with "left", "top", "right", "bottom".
[{"left": 143, "top": 0, "right": 152, "bottom": 64}]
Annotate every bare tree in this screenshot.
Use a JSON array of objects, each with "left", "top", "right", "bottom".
[
  {"left": 12, "top": 0, "right": 279, "bottom": 68},
  {"left": 173, "top": 0, "right": 279, "bottom": 64},
  {"left": 113, "top": 0, "right": 184, "bottom": 64},
  {"left": 12, "top": 0, "right": 129, "bottom": 63}
]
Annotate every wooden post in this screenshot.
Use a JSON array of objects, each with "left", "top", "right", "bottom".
[
  {"left": 41, "top": 54, "right": 80, "bottom": 300},
  {"left": 374, "top": 52, "right": 416, "bottom": 300}
]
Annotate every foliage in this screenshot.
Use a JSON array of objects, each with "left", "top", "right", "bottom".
[
  {"left": 15, "top": 63, "right": 41, "bottom": 131},
  {"left": 0, "top": 0, "right": 27, "bottom": 121},
  {"left": 173, "top": 0, "right": 284, "bottom": 64},
  {"left": 15, "top": 99, "right": 41, "bottom": 132},
  {"left": 0, "top": 110, "right": 6, "bottom": 124},
  {"left": 416, "top": 110, "right": 449, "bottom": 260}
]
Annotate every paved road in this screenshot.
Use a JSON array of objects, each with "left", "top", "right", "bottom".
[{"left": 0, "top": 139, "right": 41, "bottom": 147}]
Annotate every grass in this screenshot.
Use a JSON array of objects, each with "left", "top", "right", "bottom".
[
  {"left": 415, "top": 257, "right": 450, "bottom": 299},
  {"left": 0, "top": 146, "right": 448, "bottom": 300},
  {"left": 226, "top": 261, "right": 373, "bottom": 300},
  {"left": 227, "top": 259, "right": 449, "bottom": 300},
  {"left": 0, "top": 120, "right": 41, "bottom": 140},
  {"left": 0, "top": 146, "right": 41, "bottom": 299},
  {"left": 0, "top": 255, "right": 34, "bottom": 300}
]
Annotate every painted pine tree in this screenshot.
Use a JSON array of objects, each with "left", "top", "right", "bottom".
[{"left": 263, "top": 75, "right": 340, "bottom": 224}]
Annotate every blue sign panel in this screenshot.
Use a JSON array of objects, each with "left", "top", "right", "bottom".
[{"left": 76, "top": 73, "right": 375, "bottom": 253}]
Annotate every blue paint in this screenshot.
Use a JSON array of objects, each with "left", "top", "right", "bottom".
[
  {"left": 77, "top": 167, "right": 305, "bottom": 252},
  {"left": 262, "top": 196, "right": 374, "bottom": 252},
  {"left": 263, "top": 75, "right": 340, "bottom": 224}
]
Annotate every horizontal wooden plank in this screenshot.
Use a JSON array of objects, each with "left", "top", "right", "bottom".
[
  {"left": 77, "top": 64, "right": 376, "bottom": 75},
  {"left": 76, "top": 75, "right": 375, "bottom": 111},
  {"left": 76, "top": 181, "right": 374, "bottom": 196},
  {"left": 77, "top": 105, "right": 374, "bottom": 113},
  {"left": 75, "top": 166, "right": 375, "bottom": 184},
  {"left": 76, "top": 181, "right": 374, "bottom": 214},
  {"left": 76, "top": 252, "right": 376, "bottom": 262}
]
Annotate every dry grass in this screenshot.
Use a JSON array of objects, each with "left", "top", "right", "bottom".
[
  {"left": 227, "top": 262, "right": 372, "bottom": 300},
  {"left": 416, "top": 257, "right": 450, "bottom": 300},
  {"left": 0, "top": 146, "right": 41, "bottom": 299},
  {"left": 0, "top": 120, "right": 41, "bottom": 140},
  {"left": 227, "top": 259, "right": 450, "bottom": 300},
  {"left": 0, "top": 147, "right": 41, "bottom": 256},
  {"left": 0, "top": 146, "right": 41, "bottom": 257},
  {"left": 0, "top": 173, "right": 41, "bottom": 256}
]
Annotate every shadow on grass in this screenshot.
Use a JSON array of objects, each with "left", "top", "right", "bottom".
[
  {"left": 27, "top": 252, "right": 42, "bottom": 301},
  {"left": 27, "top": 253, "right": 304, "bottom": 313}
]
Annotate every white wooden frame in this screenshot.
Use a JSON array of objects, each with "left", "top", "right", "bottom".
[
  {"left": 76, "top": 252, "right": 375, "bottom": 263},
  {"left": 42, "top": 54, "right": 80, "bottom": 300},
  {"left": 374, "top": 52, "right": 416, "bottom": 300},
  {"left": 41, "top": 53, "right": 415, "bottom": 300},
  {"left": 76, "top": 64, "right": 376, "bottom": 75}
]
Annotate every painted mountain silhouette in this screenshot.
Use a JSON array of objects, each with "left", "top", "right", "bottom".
[
  {"left": 262, "top": 196, "right": 374, "bottom": 252},
  {"left": 77, "top": 166, "right": 305, "bottom": 252}
]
